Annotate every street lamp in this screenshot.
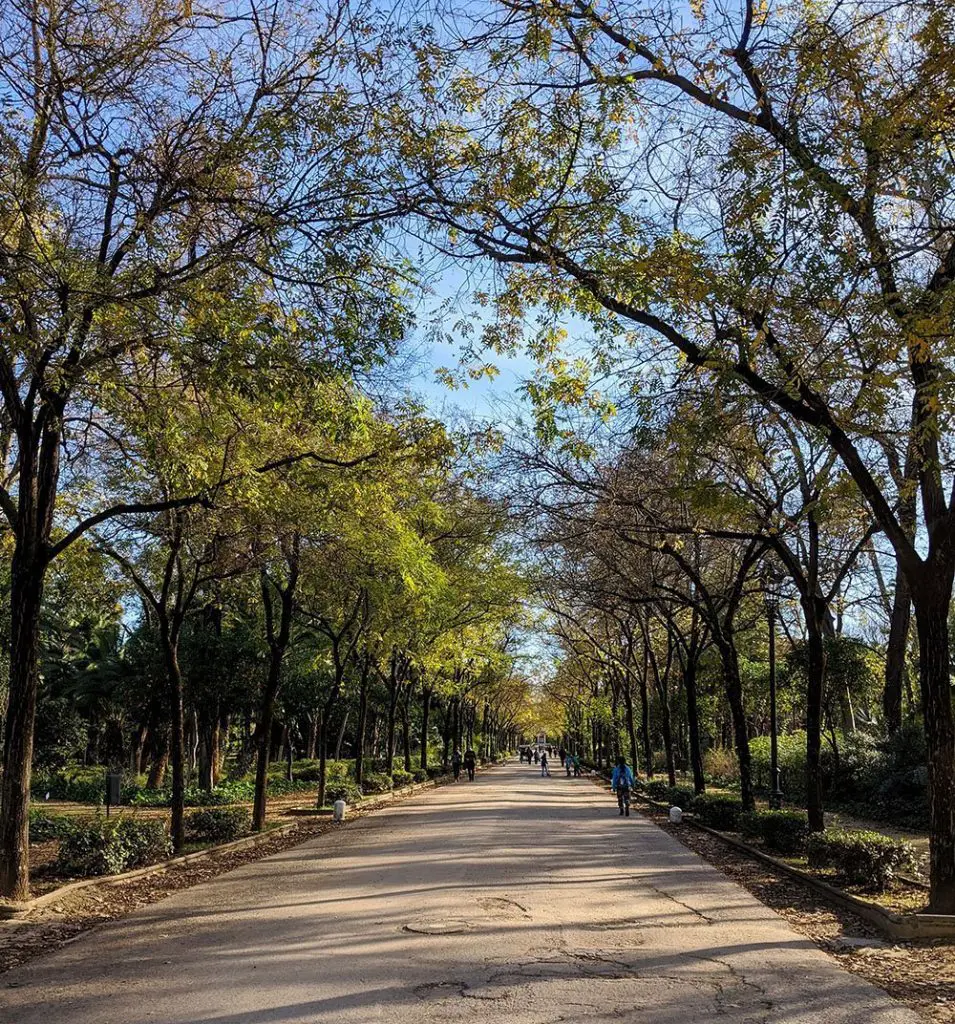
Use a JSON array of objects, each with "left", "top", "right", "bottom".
[{"left": 763, "top": 565, "right": 784, "bottom": 810}]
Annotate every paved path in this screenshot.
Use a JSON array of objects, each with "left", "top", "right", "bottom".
[{"left": 0, "top": 762, "right": 917, "bottom": 1024}]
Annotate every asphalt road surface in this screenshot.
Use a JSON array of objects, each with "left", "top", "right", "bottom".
[{"left": 0, "top": 761, "right": 918, "bottom": 1024}]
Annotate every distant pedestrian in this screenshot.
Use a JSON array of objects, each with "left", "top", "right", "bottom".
[
  {"left": 533, "top": 748, "right": 539, "bottom": 764},
  {"left": 611, "top": 756, "right": 634, "bottom": 817},
  {"left": 540, "top": 751, "right": 550, "bottom": 777},
  {"left": 558, "top": 746, "right": 566, "bottom": 766},
  {"left": 564, "top": 754, "right": 573, "bottom": 777},
  {"left": 464, "top": 749, "right": 476, "bottom": 782},
  {"left": 572, "top": 754, "right": 581, "bottom": 777},
  {"left": 452, "top": 748, "right": 463, "bottom": 781}
]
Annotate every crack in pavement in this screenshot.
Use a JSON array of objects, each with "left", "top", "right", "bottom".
[{"left": 641, "top": 882, "right": 715, "bottom": 923}]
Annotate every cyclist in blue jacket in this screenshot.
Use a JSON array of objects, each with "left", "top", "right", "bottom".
[{"left": 611, "top": 757, "right": 635, "bottom": 816}]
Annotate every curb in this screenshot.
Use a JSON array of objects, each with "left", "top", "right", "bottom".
[{"left": 1, "top": 772, "right": 461, "bottom": 921}]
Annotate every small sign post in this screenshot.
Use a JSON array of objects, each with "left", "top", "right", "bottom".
[{"left": 105, "top": 772, "right": 122, "bottom": 818}]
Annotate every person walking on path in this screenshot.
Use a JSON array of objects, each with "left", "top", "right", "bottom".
[
  {"left": 463, "top": 749, "right": 476, "bottom": 782},
  {"left": 452, "top": 749, "right": 463, "bottom": 782},
  {"left": 564, "top": 753, "right": 573, "bottom": 777},
  {"left": 540, "top": 750, "right": 550, "bottom": 777},
  {"left": 533, "top": 748, "right": 539, "bottom": 764},
  {"left": 611, "top": 756, "right": 634, "bottom": 816},
  {"left": 572, "top": 753, "right": 581, "bottom": 777}
]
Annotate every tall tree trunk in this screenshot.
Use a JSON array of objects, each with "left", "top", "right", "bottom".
[
  {"left": 335, "top": 711, "right": 349, "bottom": 761},
  {"left": 639, "top": 650, "right": 653, "bottom": 778},
  {"left": 684, "top": 656, "right": 705, "bottom": 795},
  {"left": 913, "top": 579, "right": 955, "bottom": 912},
  {"left": 355, "top": 659, "right": 369, "bottom": 785},
  {"left": 420, "top": 686, "right": 432, "bottom": 770},
  {"left": 0, "top": 555, "right": 46, "bottom": 899},
  {"left": 884, "top": 568, "right": 912, "bottom": 733},
  {"left": 803, "top": 598, "right": 828, "bottom": 832},
  {"left": 401, "top": 698, "right": 412, "bottom": 772},
  {"left": 317, "top": 707, "right": 328, "bottom": 808},
  {"left": 252, "top": 546, "right": 299, "bottom": 832},
  {"left": 385, "top": 654, "right": 399, "bottom": 775},
  {"left": 622, "top": 680, "right": 640, "bottom": 776},
  {"left": 159, "top": 621, "right": 187, "bottom": 852},
  {"left": 716, "top": 634, "right": 755, "bottom": 812},
  {"left": 442, "top": 697, "right": 454, "bottom": 767}
]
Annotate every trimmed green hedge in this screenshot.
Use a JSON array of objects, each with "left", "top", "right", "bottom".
[
  {"left": 739, "top": 809, "right": 809, "bottom": 854},
  {"left": 692, "top": 795, "right": 744, "bottom": 831},
  {"left": 361, "top": 772, "right": 393, "bottom": 795},
  {"left": 807, "top": 828, "right": 917, "bottom": 891},
  {"left": 185, "top": 807, "right": 251, "bottom": 844},
  {"left": 56, "top": 818, "right": 172, "bottom": 877}
]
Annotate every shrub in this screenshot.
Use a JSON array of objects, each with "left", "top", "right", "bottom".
[
  {"left": 55, "top": 817, "right": 171, "bottom": 877},
  {"left": 32, "top": 765, "right": 108, "bottom": 804},
  {"left": 28, "top": 811, "right": 76, "bottom": 843},
  {"left": 666, "top": 786, "right": 697, "bottom": 809},
  {"left": 391, "top": 768, "right": 414, "bottom": 789},
  {"left": 412, "top": 768, "right": 429, "bottom": 783},
  {"left": 120, "top": 819, "right": 173, "bottom": 867},
  {"left": 361, "top": 772, "right": 393, "bottom": 795},
  {"left": 426, "top": 766, "right": 445, "bottom": 780},
  {"left": 748, "top": 810, "right": 810, "bottom": 855},
  {"left": 693, "top": 796, "right": 744, "bottom": 831},
  {"left": 645, "top": 780, "right": 669, "bottom": 801},
  {"left": 807, "top": 829, "right": 917, "bottom": 891},
  {"left": 739, "top": 811, "right": 762, "bottom": 839},
  {"left": 185, "top": 807, "right": 251, "bottom": 844},
  {"left": 325, "top": 779, "right": 361, "bottom": 805},
  {"left": 703, "top": 747, "right": 740, "bottom": 786}
]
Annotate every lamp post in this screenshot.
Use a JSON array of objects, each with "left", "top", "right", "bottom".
[{"left": 764, "top": 574, "right": 784, "bottom": 809}]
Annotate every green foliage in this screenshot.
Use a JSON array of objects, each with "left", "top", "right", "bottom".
[
  {"left": 692, "top": 796, "right": 743, "bottom": 831},
  {"left": 830, "top": 726, "right": 929, "bottom": 829},
  {"left": 666, "top": 786, "right": 696, "bottom": 809},
  {"left": 55, "top": 817, "right": 171, "bottom": 877},
  {"left": 391, "top": 768, "right": 414, "bottom": 788},
  {"left": 748, "top": 733, "right": 818, "bottom": 799},
  {"left": 185, "top": 807, "right": 251, "bottom": 844},
  {"left": 28, "top": 811, "right": 76, "bottom": 843},
  {"left": 32, "top": 765, "right": 110, "bottom": 805},
  {"left": 361, "top": 772, "right": 394, "bottom": 795},
  {"left": 703, "top": 747, "right": 739, "bottom": 786},
  {"left": 807, "top": 829, "right": 917, "bottom": 891},
  {"left": 645, "top": 779, "right": 669, "bottom": 801},
  {"left": 739, "top": 810, "right": 810, "bottom": 855},
  {"left": 412, "top": 768, "right": 429, "bottom": 783}
]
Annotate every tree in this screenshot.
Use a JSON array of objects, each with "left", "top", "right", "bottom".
[
  {"left": 0, "top": 0, "right": 405, "bottom": 898},
  {"left": 400, "top": 0, "right": 955, "bottom": 910}
]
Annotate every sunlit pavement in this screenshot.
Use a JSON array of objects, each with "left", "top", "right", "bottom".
[{"left": 0, "top": 762, "right": 917, "bottom": 1023}]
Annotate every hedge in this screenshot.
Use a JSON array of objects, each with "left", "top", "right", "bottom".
[
  {"left": 361, "top": 771, "right": 393, "bottom": 795},
  {"left": 56, "top": 817, "right": 172, "bottom": 877},
  {"left": 185, "top": 807, "right": 251, "bottom": 844},
  {"left": 807, "top": 828, "right": 917, "bottom": 891},
  {"left": 739, "top": 809, "right": 809, "bottom": 855},
  {"left": 692, "top": 795, "right": 744, "bottom": 831}
]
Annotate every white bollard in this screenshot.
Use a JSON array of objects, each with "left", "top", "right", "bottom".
[
  {"left": 333, "top": 798, "right": 346, "bottom": 823},
  {"left": 669, "top": 805, "right": 683, "bottom": 824}
]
